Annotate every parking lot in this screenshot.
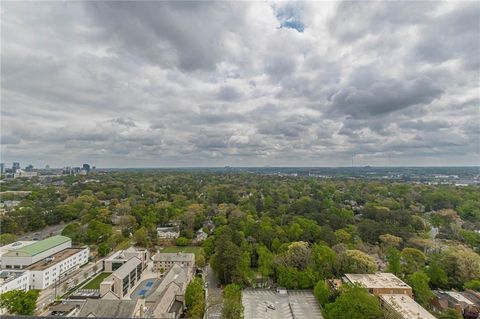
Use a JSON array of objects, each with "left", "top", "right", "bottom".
[{"left": 242, "top": 289, "right": 323, "bottom": 319}]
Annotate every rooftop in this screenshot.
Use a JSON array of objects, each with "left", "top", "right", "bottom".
[
  {"left": 380, "top": 294, "right": 436, "bottom": 319},
  {"left": 26, "top": 247, "right": 86, "bottom": 271},
  {"left": 344, "top": 273, "right": 411, "bottom": 290},
  {"left": 5, "top": 235, "right": 70, "bottom": 257},
  {"left": 0, "top": 270, "right": 28, "bottom": 285},
  {"left": 77, "top": 299, "right": 138, "bottom": 318},
  {"left": 153, "top": 252, "right": 195, "bottom": 263},
  {"left": 0, "top": 241, "right": 35, "bottom": 257},
  {"left": 111, "top": 256, "right": 141, "bottom": 279}
]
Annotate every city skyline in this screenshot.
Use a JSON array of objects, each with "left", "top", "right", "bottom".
[{"left": 1, "top": 1, "right": 479, "bottom": 167}]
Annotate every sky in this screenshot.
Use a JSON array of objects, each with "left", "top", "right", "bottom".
[{"left": 1, "top": 1, "right": 479, "bottom": 168}]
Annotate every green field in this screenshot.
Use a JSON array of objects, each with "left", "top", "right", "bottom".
[
  {"left": 82, "top": 272, "right": 111, "bottom": 289},
  {"left": 161, "top": 246, "right": 203, "bottom": 256}
]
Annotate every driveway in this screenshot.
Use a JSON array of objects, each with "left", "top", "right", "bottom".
[{"left": 205, "top": 265, "right": 223, "bottom": 319}]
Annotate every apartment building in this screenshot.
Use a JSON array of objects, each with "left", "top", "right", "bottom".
[
  {"left": 26, "top": 247, "right": 90, "bottom": 289},
  {"left": 153, "top": 252, "right": 195, "bottom": 275},
  {"left": 100, "top": 257, "right": 143, "bottom": 298},
  {"left": 343, "top": 273, "right": 413, "bottom": 297},
  {"left": 380, "top": 294, "right": 436, "bottom": 319}
]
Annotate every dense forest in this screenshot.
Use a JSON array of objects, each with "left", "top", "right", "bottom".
[{"left": 1, "top": 172, "right": 479, "bottom": 318}]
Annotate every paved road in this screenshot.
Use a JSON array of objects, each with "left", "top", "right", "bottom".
[
  {"left": 205, "top": 265, "right": 223, "bottom": 319},
  {"left": 18, "top": 222, "right": 75, "bottom": 241}
]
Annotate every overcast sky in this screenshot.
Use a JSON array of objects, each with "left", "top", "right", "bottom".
[{"left": 1, "top": 1, "right": 479, "bottom": 168}]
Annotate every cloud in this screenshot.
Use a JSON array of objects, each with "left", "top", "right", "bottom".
[
  {"left": 1, "top": 1, "right": 478, "bottom": 167},
  {"left": 329, "top": 76, "right": 443, "bottom": 118}
]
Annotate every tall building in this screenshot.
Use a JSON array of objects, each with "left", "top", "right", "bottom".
[
  {"left": 12, "top": 162, "right": 20, "bottom": 173},
  {"left": 25, "top": 164, "right": 34, "bottom": 172},
  {"left": 82, "top": 164, "right": 90, "bottom": 173},
  {"left": 0, "top": 163, "right": 4, "bottom": 174}
]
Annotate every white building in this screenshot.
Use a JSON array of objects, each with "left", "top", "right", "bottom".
[
  {"left": 0, "top": 241, "right": 35, "bottom": 259},
  {"left": 1, "top": 235, "right": 72, "bottom": 269},
  {"left": 26, "top": 247, "right": 89, "bottom": 289},
  {"left": 157, "top": 227, "right": 180, "bottom": 240},
  {"left": 0, "top": 270, "right": 30, "bottom": 294},
  {"left": 13, "top": 169, "right": 38, "bottom": 179}
]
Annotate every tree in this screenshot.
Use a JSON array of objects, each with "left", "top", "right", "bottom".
[
  {"left": 176, "top": 236, "right": 190, "bottom": 246},
  {"left": 311, "top": 243, "right": 337, "bottom": 278},
  {"left": 0, "top": 233, "right": 16, "bottom": 245},
  {"left": 0, "top": 290, "right": 40, "bottom": 315},
  {"left": 313, "top": 280, "right": 330, "bottom": 305},
  {"left": 339, "top": 250, "right": 377, "bottom": 274},
  {"left": 407, "top": 271, "right": 434, "bottom": 307},
  {"left": 98, "top": 243, "right": 110, "bottom": 257},
  {"left": 464, "top": 279, "right": 480, "bottom": 292},
  {"left": 222, "top": 284, "right": 243, "bottom": 319},
  {"left": 386, "top": 247, "right": 401, "bottom": 275},
  {"left": 442, "top": 246, "right": 480, "bottom": 287},
  {"left": 379, "top": 234, "right": 402, "bottom": 249},
  {"left": 185, "top": 278, "right": 205, "bottom": 319},
  {"left": 401, "top": 248, "right": 426, "bottom": 275},
  {"left": 134, "top": 227, "right": 151, "bottom": 247},
  {"left": 325, "top": 285, "right": 382, "bottom": 319},
  {"left": 425, "top": 261, "right": 448, "bottom": 289},
  {"left": 257, "top": 245, "right": 274, "bottom": 278},
  {"left": 437, "top": 309, "right": 463, "bottom": 319}
]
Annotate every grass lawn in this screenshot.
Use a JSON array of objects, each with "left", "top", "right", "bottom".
[
  {"left": 82, "top": 272, "right": 111, "bottom": 289},
  {"left": 161, "top": 246, "right": 203, "bottom": 256}
]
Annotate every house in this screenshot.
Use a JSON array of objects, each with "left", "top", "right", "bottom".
[
  {"left": 431, "top": 290, "right": 480, "bottom": 319},
  {"left": 157, "top": 227, "right": 180, "bottom": 240},
  {"left": 1, "top": 236, "right": 72, "bottom": 269},
  {"left": 153, "top": 252, "right": 195, "bottom": 275},
  {"left": 194, "top": 229, "right": 208, "bottom": 243},
  {"left": 103, "top": 246, "right": 150, "bottom": 272},
  {"left": 343, "top": 273, "right": 413, "bottom": 297},
  {"left": 100, "top": 257, "right": 143, "bottom": 298}
]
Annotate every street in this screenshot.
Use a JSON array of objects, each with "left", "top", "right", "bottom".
[
  {"left": 18, "top": 222, "right": 75, "bottom": 241},
  {"left": 205, "top": 265, "right": 223, "bottom": 319}
]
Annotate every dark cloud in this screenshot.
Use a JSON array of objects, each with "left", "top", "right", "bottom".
[{"left": 330, "top": 76, "right": 443, "bottom": 118}]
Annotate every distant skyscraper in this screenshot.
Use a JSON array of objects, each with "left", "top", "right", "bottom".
[
  {"left": 12, "top": 162, "right": 20, "bottom": 173},
  {"left": 0, "top": 163, "right": 4, "bottom": 174},
  {"left": 82, "top": 164, "right": 90, "bottom": 173},
  {"left": 45, "top": 164, "right": 50, "bottom": 169},
  {"left": 25, "top": 164, "right": 34, "bottom": 172}
]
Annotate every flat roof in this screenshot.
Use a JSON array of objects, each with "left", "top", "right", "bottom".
[
  {"left": 0, "top": 270, "right": 28, "bottom": 285},
  {"left": 380, "top": 294, "right": 436, "bottom": 319},
  {"left": 445, "top": 291, "right": 475, "bottom": 305},
  {"left": 26, "top": 247, "right": 85, "bottom": 271},
  {"left": 344, "top": 273, "right": 411, "bottom": 290},
  {"left": 9, "top": 235, "right": 70, "bottom": 257}
]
